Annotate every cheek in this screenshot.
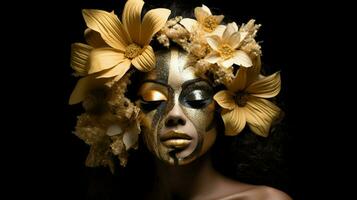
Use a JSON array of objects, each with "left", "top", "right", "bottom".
[
  {"left": 141, "top": 103, "right": 168, "bottom": 153},
  {"left": 181, "top": 102, "right": 216, "bottom": 153},
  {"left": 182, "top": 102, "right": 215, "bottom": 132}
]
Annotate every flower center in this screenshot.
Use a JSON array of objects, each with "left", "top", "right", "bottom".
[
  {"left": 125, "top": 43, "right": 142, "bottom": 59},
  {"left": 234, "top": 92, "right": 248, "bottom": 107},
  {"left": 218, "top": 44, "right": 234, "bottom": 59},
  {"left": 202, "top": 16, "right": 218, "bottom": 32}
]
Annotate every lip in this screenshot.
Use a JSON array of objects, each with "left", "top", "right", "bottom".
[{"left": 160, "top": 131, "right": 192, "bottom": 149}]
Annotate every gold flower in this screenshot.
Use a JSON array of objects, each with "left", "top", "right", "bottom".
[
  {"left": 69, "top": 0, "right": 171, "bottom": 104},
  {"left": 205, "top": 22, "right": 253, "bottom": 69},
  {"left": 180, "top": 4, "right": 226, "bottom": 36},
  {"left": 213, "top": 64, "right": 281, "bottom": 137}
]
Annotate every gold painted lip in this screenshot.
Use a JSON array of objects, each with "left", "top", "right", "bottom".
[
  {"left": 160, "top": 130, "right": 192, "bottom": 141},
  {"left": 162, "top": 139, "right": 191, "bottom": 149}
]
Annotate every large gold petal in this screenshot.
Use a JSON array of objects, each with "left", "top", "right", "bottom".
[
  {"left": 84, "top": 28, "right": 107, "bottom": 48},
  {"left": 96, "top": 59, "right": 131, "bottom": 79},
  {"left": 180, "top": 18, "right": 198, "bottom": 33},
  {"left": 140, "top": 8, "right": 171, "bottom": 45},
  {"left": 122, "top": 0, "right": 144, "bottom": 44},
  {"left": 131, "top": 45, "right": 155, "bottom": 72},
  {"left": 222, "top": 107, "right": 246, "bottom": 136},
  {"left": 82, "top": 9, "right": 130, "bottom": 51},
  {"left": 213, "top": 90, "right": 236, "bottom": 110},
  {"left": 246, "top": 55, "right": 261, "bottom": 85},
  {"left": 88, "top": 48, "right": 125, "bottom": 74},
  {"left": 232, "top": 50, "right": 252, "bottom": 68},
  {"left": 244, "top": 97, "right": 280, "bottom": 137},
  {"left": 247, "top": 72, "right": 281, "bottom": 98},
  {"left": 206, "top": 35, "right": 221, "bottom": 51},
  {"left": 69, "top": 75, "right": 110, "bottom": 105},
  {"left": 194, "top": 6, "right": 210, "bottom": 23},
  {"left": 227, "top": 68, "right": 247, "bottom": 92},
  {"left": 71, "top": 43, "right": 93, "bottom": 76}
]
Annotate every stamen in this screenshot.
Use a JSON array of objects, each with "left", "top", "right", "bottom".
[
  {"left": 125, "top": 43, "right": 142, "bottom": 59},
  {"left": 202, "top": 16, "right": 218, "bottom": 32},
  {"left": 235, "top": 92, "right": 248, "bottom": 107},
  {"left": 218, "top": 44, "right": 234, "bottom": 59}
]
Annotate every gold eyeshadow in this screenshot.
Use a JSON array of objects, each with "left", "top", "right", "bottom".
[
  {"left": 138, "top": 83, "right": 168, "bottom": 102},
  {"left": 142, "top": 90, "right": 167, "bottom": 101}
]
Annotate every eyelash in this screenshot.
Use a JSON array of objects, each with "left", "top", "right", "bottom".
[
  {"left": 181, "top": 87, "right": 213, "bottom": 109},
  {"left": 139, "top": 98, "right": 165, "bottom": 112}
]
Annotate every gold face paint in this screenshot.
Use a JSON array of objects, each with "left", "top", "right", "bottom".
[
  {"left": 137, "top": 48, "right": 217, "bottom": 165},
  {"left": 138, "top": 83, "right": 168, "bottom": 102}
]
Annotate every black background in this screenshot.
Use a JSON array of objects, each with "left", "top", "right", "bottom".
[{"left": 6, "top": 0, "right": 353, "bottom": 199}]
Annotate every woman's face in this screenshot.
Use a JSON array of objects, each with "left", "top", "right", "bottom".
[{"left": 137, "top": 49, "right": 217, "bottom": 165}]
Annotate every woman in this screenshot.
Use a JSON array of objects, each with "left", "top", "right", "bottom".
[{"left": 69, "top": 0, "right": 292, "bottom": 199}]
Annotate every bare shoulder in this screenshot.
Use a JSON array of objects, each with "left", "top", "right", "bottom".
[
  {"left": 219, "top": 185, "right": 292, "bottom": 200},
  {"left": 249, "top": 186, "right": 292, "bottom": 200}
]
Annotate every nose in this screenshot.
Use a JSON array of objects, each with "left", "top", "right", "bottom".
[
  {"left": 165, "top": 104, "right": 186, "bottom": 127},
  {"left": 165, "top": 116, "right": 186, "bottom": 127}
]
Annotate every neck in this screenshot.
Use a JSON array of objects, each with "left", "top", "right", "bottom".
[{"left": 155, "top": 153, "right": 221, "bottom": 199}]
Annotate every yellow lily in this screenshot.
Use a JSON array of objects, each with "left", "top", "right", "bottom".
[
  {"left": 213, "top": 62, "right": 281, "bottom": 137},
  {"left": 69, "top": 0, "right": 171, "bottom": 104}
]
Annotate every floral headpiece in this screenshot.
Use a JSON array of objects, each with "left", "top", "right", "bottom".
[{"left": 69, "top": 0, "right": 281, "bottom": 172}]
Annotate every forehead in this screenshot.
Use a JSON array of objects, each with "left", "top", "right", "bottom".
[{"left": 145, "top": 49, "right": 197, "bottom": 89}]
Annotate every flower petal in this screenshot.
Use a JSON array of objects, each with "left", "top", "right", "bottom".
[
  {"left": 140, "top": 8, "right": 171, "bottom": 45},
  {"left": 131, "top": 45, "right": 155, "bottom": 72},
  {"left": 213, "top": 15, "right": 224, "bottom": 24},
  {"left": 84, "top": 28, "right": 107, "bottom": 48},
  {"left": 180, "top": 18, "right": 198, "bottom": 33},
  {"left": 208, "top": 24, "right": 226, "bottom": 36},
  {"left": 122, "top": 0, "right": 144, "bottom": 44},
  {"left": 218, "top": 57, "right": 234, "bottom": 68},
  {"left": 82, "top": 9, "right": 130, "bottom": 51},
  {"left": 222, "top": 107, "right": 246, "bottom": 136},
  {"left": 213, "top": 90, "right": 236, "bottom": 110},
  {"left": 205, "top": 52, "right": 220, "bottom": 64},
  {"left": 69, "top": 75, "right": 110, "bottom": 105},
  {"left": 227, "top": 32, "right": 241, "bottom": 49},
  {"left": 246, "top": 55, "right": 261, "bottom": 85},
  {"left": 222, "top": 22, "right": 238, "bottom": 42},
  {"left": 123, "top": 122, "right": 140, "bottom": 150},
  {"left": 194, "top": 6, "right": 210, "bottom": 23},
  {"left": 206, "top": 35, "right": 221, "bottom": 51},
  {"left": 239, "top": 31, "right": 249, "bottom": 43},
  {"left": 201, "top": 4, "right": 212, "bottom": 15},
  {"left": 96, "top": 59, "right": 131, "bottom": 79},
  {"left": 88, "top": 48, "right": 125, "bottom": 74},
  {"left": 71, "top": 43, "right": 93, "bottom": 76},
  {"left": 244, "top": 97, "right": 280, "bottom": 137},
  {"left": 233, "top": 50, "right": 252, "bottom": 68},
  {"left": 227, "top": 68, "right": 247, "bottom": 92},
  {"left": 247, "top": 72, "right": 281, "bottom": 98}
]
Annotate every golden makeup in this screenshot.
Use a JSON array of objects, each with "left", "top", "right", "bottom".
[{"left": 137, "top": 48, "right": 217, "bottom": 165}]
